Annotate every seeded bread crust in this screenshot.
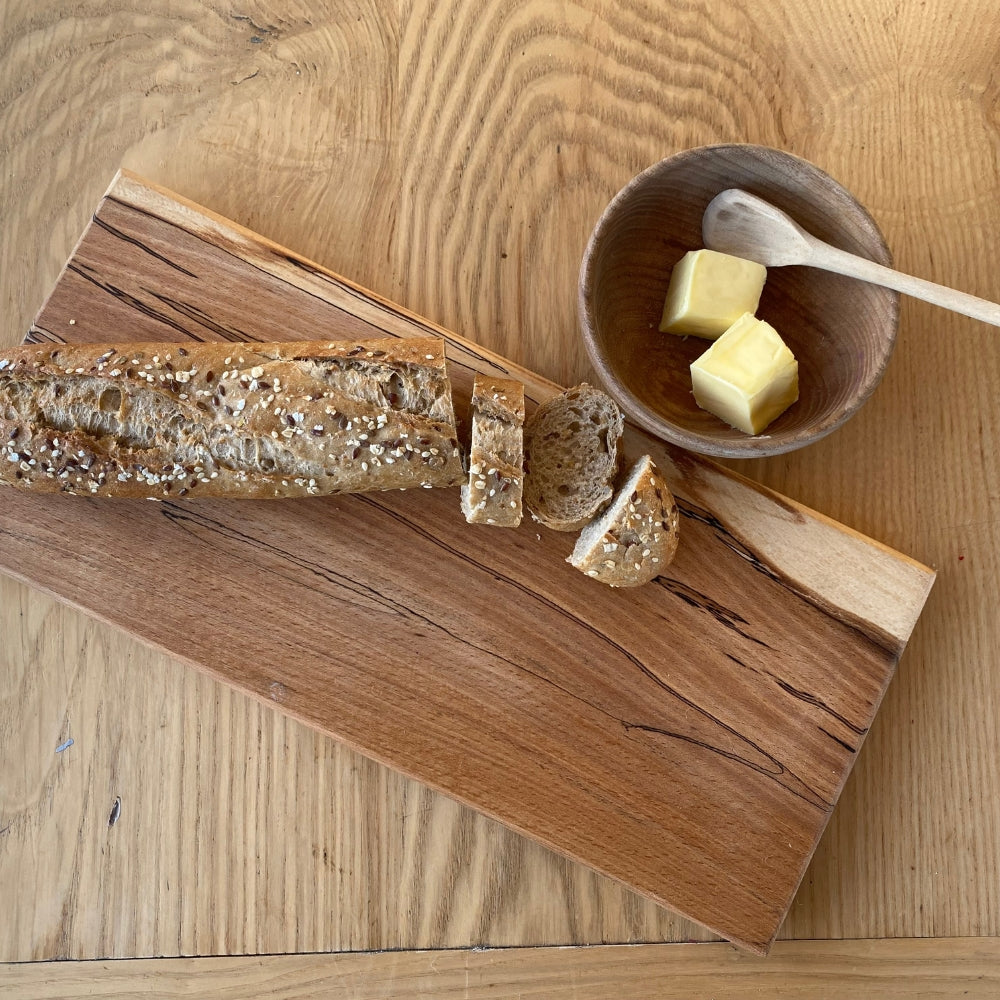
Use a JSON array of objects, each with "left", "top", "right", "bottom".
[
  {"left": 522, "top": 383, "right": 624, "bottom": 532},
  {"left": 568, "top": 454, "right": 680, "bottom": 587},
  {"left": 0, "top": 337, "right": 464, "bottom": 499},
  {"left": 460, "top": 375, "right": 525, "bottom": 527}
]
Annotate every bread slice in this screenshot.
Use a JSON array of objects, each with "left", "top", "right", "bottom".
[
  {"left": 461, "top": 374, "right": 525, "bottom": 526},
  {"left": 0, "top": 337, "right": 464, "bottom": 499},
  {"left": 568, "top": 454, "right": 679, "bottom": 587},
  {"left": 523, "top": 383, "right": 623, "bottom": 532}
]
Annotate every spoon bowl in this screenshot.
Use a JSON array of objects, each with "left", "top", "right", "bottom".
[
  {"left": 579, "top": 144, "right": 900, "bottom": 458},
  {"left": 702, "top": 188, "right": 816, "bottom": 267}
]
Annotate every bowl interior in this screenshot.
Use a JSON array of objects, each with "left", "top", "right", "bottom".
[{"left": 580, "top": 145, "right": 899, "bottom": 457}]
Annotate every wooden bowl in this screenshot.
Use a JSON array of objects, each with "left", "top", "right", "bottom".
[{"left": 578, "top": 145, "right": 899, "bottom": 458}]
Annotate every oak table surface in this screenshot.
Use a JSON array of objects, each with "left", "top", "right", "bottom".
[{"left": 3, "top": 0, "right": 1000, "bottom": 990}]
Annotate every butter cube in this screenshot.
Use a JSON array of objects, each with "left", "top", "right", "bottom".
[
  {"left": 690, "top": 313, "right": 798, "bottom": 435},
  {"left": 660, "top": 249, "right": 767, "bottom": 339}
]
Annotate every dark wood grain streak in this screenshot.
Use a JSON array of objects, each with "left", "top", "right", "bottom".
[
  {"left": 91, "top": 215, "right": 199, "bottom": 278},
  {"left": 676, "top": 490, "right": 908, "bottom": 657},
  {"left": 355, "top": 495, "right": 829, "bottom": 808},
  {"left": 0, "top": 172, "right": 934, "bottom": 954}
]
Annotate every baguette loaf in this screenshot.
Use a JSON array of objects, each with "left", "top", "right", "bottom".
[
  {"left": 568, "top": 454, "right": 679, "bottom": 587},
  {"left": 460, "top": 374, "right": 525, "bottom": 527},
  {"left": 522, "top": 383, "right": 624, "bottom": 532},
  {"left": 0, "top": 337, "right": 464, "bottom": 499}
]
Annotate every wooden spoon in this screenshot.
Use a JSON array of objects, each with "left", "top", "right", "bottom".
[{"left": 703, "top": 188, "right": 1000, "bottom": 326}]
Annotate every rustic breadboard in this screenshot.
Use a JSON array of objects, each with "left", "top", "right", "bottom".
[{"left": 0, "top": 171, "right": 934, "bottom": 954}]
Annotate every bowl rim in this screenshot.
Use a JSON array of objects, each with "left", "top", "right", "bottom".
[{"left": 577, "top": 142, "right": 900, "bottom": 459}]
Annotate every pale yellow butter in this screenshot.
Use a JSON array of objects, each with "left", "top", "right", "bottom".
[
  {"left": 660, "top": 249, "right": 767, "bottom": 339},
  {"left": 690, "top": 312, "right": 798, "bottom": 435}
]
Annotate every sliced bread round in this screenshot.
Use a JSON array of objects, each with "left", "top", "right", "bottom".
[
  {"left": 568, "top": 454, "right": 679, "bottom": 587},
  {"left": 523, "top": 383, "right": 624, "bottom": 532}
]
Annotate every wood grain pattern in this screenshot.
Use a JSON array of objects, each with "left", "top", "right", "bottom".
[
  {"left": 1, "top": 572, "right": 708, "bottom": 959},
  {"left": 3, "top": 0, "right": 1000, "bottom": 971},
  {"left": 0, "top": 171, "right": 932, "bottom": 955},
  {"left": 6, "top": 938, "right": 1000, "bottom": 999}
]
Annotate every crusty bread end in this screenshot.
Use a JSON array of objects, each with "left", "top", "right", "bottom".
[{"left": 568, "top": 454, "right": 679, "bottom": 587}]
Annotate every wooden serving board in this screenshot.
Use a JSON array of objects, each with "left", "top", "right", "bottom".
[{"left": 0, "top": 171, "right": 934, "bottom": 955}]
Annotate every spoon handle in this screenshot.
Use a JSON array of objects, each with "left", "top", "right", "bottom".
[{"left": 807, "top": 237, "right": 1000, "bottom": 327}]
